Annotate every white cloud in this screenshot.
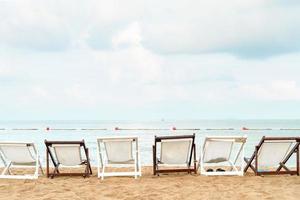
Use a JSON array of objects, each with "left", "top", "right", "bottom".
[
  {"left": 141, "top": 0, "right": 300, "bottom": 56},
  {"left": 1, "top": 0, "right": 300, "bottom": 56},
  {"left": 0, "top": 65, "right": 12, "bottom": 76},
  {"left": 240, "top": 81, "right": 300, "bottom": 101},
  {"left": 1, "top": 49, "right": 300, "bottom": 119},
  {"left": 1, "top": 0, "right": 300, "bottom": 119},
  {"left": 112, "top": 22, "right": 142, "bottom": 48}
]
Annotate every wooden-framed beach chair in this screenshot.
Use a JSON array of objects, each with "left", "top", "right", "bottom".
[
  {"left": 0, "top": 142, "right": 43, "bottom": 179},
  {"left": 244, "top": 137, "right": 300, "bottom": 176},
  {"left": 153, "top": 134, "right": 197, "bottom": 175},
  {"left": 44, "top": 140, "right": 92, "bottom": 178},
  {"left": 97, "top": 136, "right": 141, "bottom": 179},
  {"left": 198, "top": 135, "right": 247, "bottom": 176}
]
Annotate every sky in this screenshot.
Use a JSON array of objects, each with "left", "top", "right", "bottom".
[{"left": 1, "top": 0, "right": 300, "bottom": 120}]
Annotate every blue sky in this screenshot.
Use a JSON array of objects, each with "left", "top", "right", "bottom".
[{"left": 1, "top": 0, "right": 300, "bottom": 120}]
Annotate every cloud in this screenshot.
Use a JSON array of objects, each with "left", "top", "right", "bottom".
[
  {"left": 141, "top": 1, "right": 300, "bottom": 57},
  {"left": 240, "top": 81, "right": 300, "bottom": 101},
  {"left": 1, "top": 49, "right": 300, "bottom": 119},
  {"left": 0, "top": 1, "right": 72, "bottom": 51},
  {"left": 112, "top": 22, "right": 142, "bottom": 48},
  {"left": 1, "top": 0, "right": 300, "bottom": 57},
  {"left": 1, "top": 0, "right": 300, "bottom": 119}
]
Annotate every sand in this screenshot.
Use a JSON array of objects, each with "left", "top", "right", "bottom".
[{"left": 0, "top": 167, "right": 299, "bottom": 200}]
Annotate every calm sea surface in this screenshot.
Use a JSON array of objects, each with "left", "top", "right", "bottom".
[{"left": 0, "top": 120, "right": 299, "bottom": 166}]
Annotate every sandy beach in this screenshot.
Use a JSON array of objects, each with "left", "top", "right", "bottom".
[{"left": 0, "top": 167, "right": 299, "bottom": 200}]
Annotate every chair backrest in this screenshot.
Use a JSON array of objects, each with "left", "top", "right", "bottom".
[
  {"left": 257, "top": 140, "right": 294, "bottom": 168},
  {"left": 98, "top": 137, "right": 136, "bottom": 163},
  {"left": 0, "top": 142, "right": 36, "bottom": 164},
  {"left": 159, "top": 137, "right": 194, "bottom": 165},
  {"left": 203, "top": 140, "right": 234, "bottom": 163},
  {"left": 202, "top": 136, "right": 247, "bottom": 163},
  {"left": 52, "top": 144, "right": 83, "bottom": 166}
]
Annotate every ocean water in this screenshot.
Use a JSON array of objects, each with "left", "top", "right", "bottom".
[{"left": 0, "top": 120, "right": 299, "bottom": 166}]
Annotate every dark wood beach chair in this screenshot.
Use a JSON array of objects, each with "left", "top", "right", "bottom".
[
  {"left": 44, "top": 140, "right": 92, "bottom": 178},
  {"left": 153, "top": 134, "right": 197, "bottom": 175},
  {"left": 244, "top": 136, "right": 300, "bottom": 176}
]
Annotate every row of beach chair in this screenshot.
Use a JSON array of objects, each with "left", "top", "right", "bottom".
[{"left": 0, "top": 135, "right": 299, "bottom": 179}]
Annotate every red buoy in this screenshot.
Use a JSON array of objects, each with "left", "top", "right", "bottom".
[
  {"left": 172, "top": 127, "right": 176, "bottom": 131},
  {"left": 46, "top": 127, "right": 50, "bottom": 131},
  {"left": 115, "top": 127, "right": 119, "bottom": 131}
]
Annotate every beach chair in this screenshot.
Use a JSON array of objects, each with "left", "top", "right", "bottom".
[
  {"left": 244, "top": 137, "right": 300, "bottom": 176},
  {"left": 0, "top": 142, "right": 43, "bottom": 179},
  {"left": 44, "top": 140, "right": 92, "bottom": 178},
  {"left": 153, "top": 134, "right": 197, "bottom": 175},
  {"left": 97, "top": 136, "right": 141, "bottom": 179},
  {"left": 198, "top": 135, "right": 247, "bottom": 176}
]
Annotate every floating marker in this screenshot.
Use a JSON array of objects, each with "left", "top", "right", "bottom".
[{"left": 242, "top": 127, "right": 272, "bottom": 130}]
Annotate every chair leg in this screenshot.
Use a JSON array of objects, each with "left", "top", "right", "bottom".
[
  {"left": 197, "top": 150, "right": 201, "bottom": 172},
  {"left": 276, "top": 143, "right": 299, "bottom": 173},
  {"left": 244, "top": 157, "right": 256, "bottom": 173},
  {"left": 39, "top": 160, "right": 44, "bottom": 175},
  {"left": 51, "top": 165, "right": 59, "bottom": 179},
  {"left": 138, "top": 150, "right": 142, "bottom": 176},
  {"left": 34, "top": 160, "right": 39, "bottom": 177},
  {"left": 193, "top": 143, "right": 197, "bottom": 174},
  {"left": 84, "top": 164, "right": 89, "bottom": 178},
  {"left": 88, "top": 163, "right": 92, "bottom": 175},
  {"left": 46, "top": 149, "right": 49, "bottom": 178},
  {"left": 279, "top": 162, "right": 291, "bottom": 172},
  {"left": 85, "top": 148, "right": 92, "bottom": 175},
  {"left": 228, "top": 160, "right": 238, "bottom": 172},
  {"left": 134, "top": 158, "right": 137, "bottom": 179},
  {"left": 152, "top": 145, "right": 156, "bottom": 175},
  {"left": 1, "top": 162, "right": 11, "bottom": 175},
  {"left": 101, "top": 164, "right": 105, "bottom": 180},
  {"left": 297, "top": 145, "right": 299, "bottom": 176},
  {"left": 97, "top": 161, "right": 101, "bottom": 178}
]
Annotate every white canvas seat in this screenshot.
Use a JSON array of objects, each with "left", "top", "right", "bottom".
[
  {"left": 52, "top": 144, "right": 83, "bottom": 166},
  {"left": 44, "top": 140, "right": 92, "bottom": 178},
  {"left": 160, "top": 139, "right": 193, "bottom": 165},
  {"left": 257, "top": 141, "right": 293, "bottom": 169},
  {"left": 199, "top": 135, "right": 247, "bottom": 176},
  {"left": 0, "top": 142, "right": 43, "bottom": 179},
  {"left": 97, "top": 136, "right": 141, "bottom": 179},
  {"left": 244, "top": 137, "right": 300, "bottom": 176},
  {"left": 153, "top": 134, "right": 197, "bottom": 175}
]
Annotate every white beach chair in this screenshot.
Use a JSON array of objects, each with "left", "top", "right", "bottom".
[
  {"left": 44, "top": 140, "right": 92, "bottom": 178},
  {"left": 0, "top": 142, "right": 43, "bottom": 179},
  {"left": 97, "top": 136, "right": 141, "bottom": 179},
  {"left": 198, "top": 135, "right": 247, "bottom": 176},
  {"left": 153, "top": 134, "right": 197, "bottom": 175},
  {"left": 244, "top": 137, "right": 300, "bottom": 176}
]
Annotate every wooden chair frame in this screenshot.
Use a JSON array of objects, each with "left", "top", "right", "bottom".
[
  {"left": 44, "top": 140, "right": 92, "bottom": 178},
  {"left": 244, "top": 137, "right": 300, "bottom": 176},
  {"left": 153, "top": 134, "right": 197, "bottom": 175}
]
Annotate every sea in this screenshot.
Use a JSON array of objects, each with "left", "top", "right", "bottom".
[{"left": 0, "top": 120, "right": 299, "bottom": 166}]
